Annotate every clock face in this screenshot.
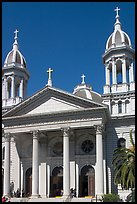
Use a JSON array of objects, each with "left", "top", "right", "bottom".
[{"left": 81, "top": 140, "right": 94, "bottom": 153}]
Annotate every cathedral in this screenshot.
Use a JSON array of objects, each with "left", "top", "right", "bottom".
[{"left": 2, "top": 7, "right": 135, "bottom": 202}]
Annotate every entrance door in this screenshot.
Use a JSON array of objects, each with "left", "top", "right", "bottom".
[
  {"left": 25, "top": 167, "right": 32, "bottom": 196},
  {"left": 80, "top": 165, "right": 95, "bottom": 197},
  {"left": 50, "top": 166, "right": 63, "bottom": 197}
]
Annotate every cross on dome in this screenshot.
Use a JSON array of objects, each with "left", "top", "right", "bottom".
[
  {"left": 14, "top": 29, "right": 19, "bottom": 40},
  {"left": 114, "top": 7, "right": 120, "bottom": 17},
  {"left": 81, "top": 74, "right": 86, "bottom": 84}
]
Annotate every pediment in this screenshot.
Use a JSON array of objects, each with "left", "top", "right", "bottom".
[{"left": 3, "top": 86, "right": 106, "bottom": 117}]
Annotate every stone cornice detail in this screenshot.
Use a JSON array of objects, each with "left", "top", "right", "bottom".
[{"left": 3, "top": 107, "right": 109, "bottom": 128}]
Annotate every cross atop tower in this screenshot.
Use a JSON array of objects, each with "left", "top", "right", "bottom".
[
  {"left": 114, "top": 7, "right": 120, "bottom": 17},
  {"left": 81, "top": 74, "right": 86, "bottom": 84},
  {"left": 47, "top": 68, "right": 53, "bottom": 86},
  {"left": 14, "top": 29, "right": 19, "bottom": 40}
]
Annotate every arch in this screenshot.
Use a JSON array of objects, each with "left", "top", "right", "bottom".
[
  {"left": 117, "top": 138, "right": 126, "bottom": 148},
  {"left": 15, "top": 77, "right": 21, "bottom": 97},
  {"left": 50, "top": 166, "right": 63, "bottom": 197},
  {"left": 79, "top": 165, "right": 95, "bottom": 197},
  {"left": 25, "top": 167, "right": 32, "bottom": 196},
  {"left": 125, "top": 100, "right": 130, "bottom": 113},
  {"left": 2, "top": 146, "right": 5, "bottom": 160},
  {"left": 7, "top": 77, "right": 12, "bottom": 98},
  {"left": 116, "top": 60, "right": 122, "bottom": 84},
  {"left": 118, "top": 101, "right": 122, "bottom": 114}
]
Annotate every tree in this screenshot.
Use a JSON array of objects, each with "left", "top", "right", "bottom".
[{"left": 112, "top": 129, "right": 135, "bottom": 190}]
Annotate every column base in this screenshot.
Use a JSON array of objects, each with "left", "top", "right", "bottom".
[{"left": 30, "top": 194, "right": 41, "bottom": 198}]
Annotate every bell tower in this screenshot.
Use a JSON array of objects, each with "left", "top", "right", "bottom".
[
  {"left": 102, "top": 7, "right": 135, "bottom": 115},
  {"left": 2, "top": 30, "right": 30, "bottom": 114}
]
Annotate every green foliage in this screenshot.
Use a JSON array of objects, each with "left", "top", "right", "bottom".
[
  {"left": 102, "top": 193, "right": 121, "bottom": 202},
  {"left": 112, "top": 129, "right": 135, "bottom": 190}
]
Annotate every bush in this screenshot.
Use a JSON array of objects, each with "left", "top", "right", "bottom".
[{"left": 102, "top": 193, "right": 121, "bottom": 202}]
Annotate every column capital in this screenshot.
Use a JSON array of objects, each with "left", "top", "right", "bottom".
[
  {"left": 94, "top": 125, "right": 104, "bottom": 133},
  {"left": 33, "top": 130, "right": 39, "bottom": 139},
  {"left": 4, "top": 133, "right": 11, "bottom": 141},
  {"left": 61, "top": 127, "right": 70, "bottom": 137},
  {"left": 111, "top": 57, "right": 115, "bottom": 61}
]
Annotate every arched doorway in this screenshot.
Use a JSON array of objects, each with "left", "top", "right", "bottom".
[
  {"left": 25, "top": 167, "right": 32, "bottom": 196},
  {"left": 79, "top": 165, "right": 95, "bottom": 197},
  {"left": 50, "top": 166, "right": 63, "bottom": 197}
]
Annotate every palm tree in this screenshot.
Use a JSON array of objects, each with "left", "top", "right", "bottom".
[{"left": 112, "top": 129, "right": 135, "bottom": 190}]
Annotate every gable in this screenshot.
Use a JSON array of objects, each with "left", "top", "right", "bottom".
[
  {"left": 25, "top": 97, "right": 81, "bottom": 115},
  {"left": 3, "top": 86, "right": 106, "bottom": 117}
]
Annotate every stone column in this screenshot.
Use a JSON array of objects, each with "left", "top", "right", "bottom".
[
  {"left": 122, "top": 57, "right": 127, "bottom": 83},
  {"left": 32, "top": 131, "right": 39, "bottom": 197},
  {"left": 95, "top": 125, "right": 104, "bottom": 196},
  {"left": 112, "top": 58, "right": 117, "bottom": 84},
  {"left": 62, "top": 128, "right": 70, "bottom": 197},
  {"left": 19, "top": 79, "right": 23, "bottom": 98},
  {"left": 105, "top": 64, "right": 110, "bottom": 85},
  {"left": 20, "top": 162, "right": 24, "bottom": 197},
  {"left": 3, "top": 133, "right": 10, "bottom": 196},
  {"left": 11, "top": 75, "right": 15, "bottom": 98},
  {"left": 129, "top": 62, "right": 134, "bottom": 83}
]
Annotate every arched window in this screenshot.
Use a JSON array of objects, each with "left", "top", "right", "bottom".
[
  {"left": 2, "top": 147, "right": 5, "bottom": 160},
  {"left": 125, "top": 100, "right": 130, "bottom": 113},
  {"left": 7, "top": 78, "right": 12, "bottom": 98},
  {"left": 118, "top": 101, "right": 122, "bottom": 114},
  {"left": 116, "top": 60, "right": 122, "bottom": 84},
  {"left": 117, "top": 138, "right": 126, "bottom": 148}
]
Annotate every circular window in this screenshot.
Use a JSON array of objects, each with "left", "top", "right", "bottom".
[{"left": 81, "top": 140, "right": 94, "bottom": 153}]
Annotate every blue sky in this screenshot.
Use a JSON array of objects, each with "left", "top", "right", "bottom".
[{"left": 2, "top": 2, "right": 135, "bottom": 97}]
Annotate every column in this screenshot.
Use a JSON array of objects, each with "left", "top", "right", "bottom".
[
  {"left": 20, "top": 162, "right": 24, "bottom": 197},
  {"left": 122, "top": 57, "right": 127, "bottom": 83},
  {"left": 129, "top": 62, "right": 134, "bottom": 83},
  {"left": 3, "top": 133, "right": 10, "bottom": 196},
  {"left": 47, "top": 165, "right": 50, "bottom": 198},
  {"left": 19, "top": 79, "right": 23, "bottom": 98},
  {"left": 76, "top": 164, "right": 79, "bottom": 198},
  {"left": 32, "top": 131, "right": 39, "bottom": 197},
  {"left": 62, "top": 128, "right": 70, "bottom": 197},
  {"left": 11, "top": 75, "right": 15, "bottom": 98},
  {"left": 95, "top": 125, "right": 104, "bottom": 196},
  {"left": 105, "top": 65, "right": 110, "bottom": 85},
  {"left": 112, "top": 58, "right": 117, "bottom": 84},
  {"left": 3, "top": 76, "right": 7, "bottom": 99}
]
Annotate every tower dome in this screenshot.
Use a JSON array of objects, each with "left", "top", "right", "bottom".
[
  {"left": 105, "top": 7, "right": 131, "bottom": 51},
  {"left": 4, "top": 29, "right": 27, "bottom": 69},
  {"left": 73, "top": 74, "right": 102, "bottom": 104},
  {"left": 2, "top": 29, "right": 30, "bottom": 114}
]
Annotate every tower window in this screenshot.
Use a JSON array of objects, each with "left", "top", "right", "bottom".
[
  {"left": 118, "top": 101, "right": 122, "bottom": 114},
  {"left": 125, "top": 100, "right": 130, "bottom": 113},
  {"left": 7, "top": 79, "right": 12, "bottom": 98},
  {"left": 111, "top": 101, "right": 115, "bottom": 114}
]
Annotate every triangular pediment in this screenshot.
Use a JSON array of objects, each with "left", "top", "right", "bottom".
[{"left": 3, "top": 86, "right": 106, "bottom": 117}]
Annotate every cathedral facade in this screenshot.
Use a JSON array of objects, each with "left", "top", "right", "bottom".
[{"left": 2, "top": 8, "right": 135, "bottom": 201}]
